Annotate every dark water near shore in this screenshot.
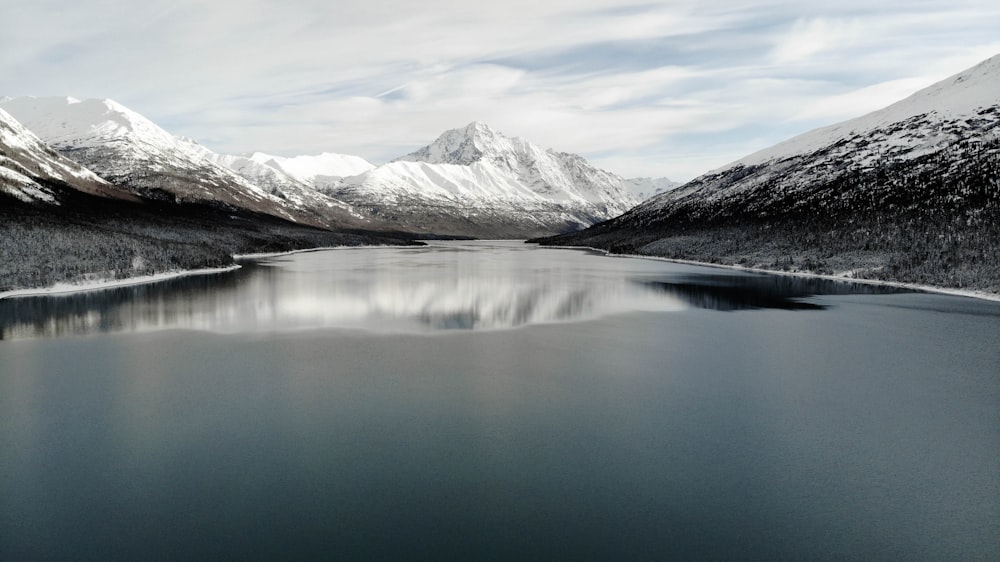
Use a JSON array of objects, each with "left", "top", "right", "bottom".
[{"left": 2, "top": 241, "right": 998, "bottom": 560}]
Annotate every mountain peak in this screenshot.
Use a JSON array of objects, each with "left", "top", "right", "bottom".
[
  {"left": 396, "top": 121, "right": 519, "bottom": 166},
  {"left": 0, "top": 96, "right": 166, "bottom": 148},
  {"left": 0, "top": 104, "right": 113, "bottom": 203},
  {"left": 462, "top": 121, "right": 497, "bottom": 136}
]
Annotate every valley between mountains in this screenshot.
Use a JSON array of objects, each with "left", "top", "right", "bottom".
[{"left": 2, "top": 54, "right": 998, "bottom": 296}]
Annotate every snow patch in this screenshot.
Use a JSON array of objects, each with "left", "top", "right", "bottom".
[{"left": 0, "top": 265, "right": 241, "bottom": 300}]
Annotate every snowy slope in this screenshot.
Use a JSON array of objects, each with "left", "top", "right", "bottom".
[
  {"left": 0, "top": 97, "right": 362, "bottom": 227},
  {"left": 206, "top": 152, "right": 365, "bottom": 221},
  {"left": 646, "top": 54, "right": 1000, "bottom": 216},
  {"left": 731, "top": 54, "right": 1000, "bottom": 170},
  {"left": 623, "top": 177, "right": 680, "bottom": 202},
  {"left": 0, "top": 107, "right": 126, "bottom": 204},
  {"left": 329, "top": 122, "right": 640, "bottom": 237},
  {"left": 252, "top": 152, "right": 375, "bottom": 188},
  {"left": 396, "top": 122, "right": 637, "bottom": 208},
  {"left": 533, "top": 54, "right": 1000, "bottom": 292}
]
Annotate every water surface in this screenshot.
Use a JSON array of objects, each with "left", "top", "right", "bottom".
[
  {"left": 2, "top": 241, "right": 998, "bottom": 560},
  {"left": 0, "top": 241, "right": 909, "bottom": 338}
]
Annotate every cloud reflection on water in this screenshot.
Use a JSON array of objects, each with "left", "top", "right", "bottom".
[{"left": 0, "top": 242, "right": 911, "bottom": 340}]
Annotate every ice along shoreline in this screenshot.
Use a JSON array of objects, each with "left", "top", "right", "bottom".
[
  {"left": 0, "top": 243, "right": 423, "bottom": 300},
  {"left": 0, "top": 265, "right": 241, "bottom": 300},
  {"left": 4, "top": 242, "right": 998, "bottom": 304},
  {"left": 538, "top": 244, "right": 1000, "bottom": 304}
]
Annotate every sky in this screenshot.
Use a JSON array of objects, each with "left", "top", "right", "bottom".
[{"left": 2, "top": 1, "right": 999, "bottom": 181}]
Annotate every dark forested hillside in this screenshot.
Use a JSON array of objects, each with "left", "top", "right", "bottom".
[
  {"left": 533, "top": 137, "right": 1000, "bottom": 293},
  {"left": 0, "top": 181, "right": 419, "bottom": 293},
  {"left": 533, "top": 55, "right": 1000, "bottom": 295}
]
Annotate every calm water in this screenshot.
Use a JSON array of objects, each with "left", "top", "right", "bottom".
[{"left": 2, "top": 241, "right": 998, "bottom": 560}]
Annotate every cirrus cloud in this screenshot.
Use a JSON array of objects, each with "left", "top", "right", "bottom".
[{"left": 1, "top": 0, "right": 998, "bottom": 181}]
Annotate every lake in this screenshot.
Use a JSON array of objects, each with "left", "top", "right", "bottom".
[{"left": 2, "top": 241, "right": 998, "bottom": 560}]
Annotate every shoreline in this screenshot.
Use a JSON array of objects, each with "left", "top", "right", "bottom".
[
  {"left": 0, "top": 243, "right": 420, "bottom": 300},
  {"left": 0, "top": 265, "right": 241, "bottom": 300},
  {"left": 3, "top": 242, "right": 997, "bottom": 304},
  {"left": 233, "top": 243, "right": 421, "bottom": 260},
  {"left": 539, "top": 244, "right": 1000, "bottom": 304}
]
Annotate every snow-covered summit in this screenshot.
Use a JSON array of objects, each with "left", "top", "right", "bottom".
[
  {"left": 0, "top": 96, "right": 364, "bottom": 227},
  {"left": 397, "top": 122, "right": 528, "bottom": 166},
  {"left": 248, "top": 152, "right": 376, "bottom": 187},
  {"left": 395, "top": 122, "right": 640, "bottom": 208},
  {"left": 0, "top": 97, "right": 184, "bottom": 154},
  {"left": 322, "top": 122, "right": 641, "bottom": 237},
  {"left": 629, "top": 53, "right": 1000, "bottom": 224},
  {"left": 0, "top": 107, "right": 121, "bottom": 204}
]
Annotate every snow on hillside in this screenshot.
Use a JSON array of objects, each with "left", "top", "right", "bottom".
[
  {"left": 1, "top": 99, "right": 648, "bottom": 237},
  {"left": 724, "top": 54, "right": 1000, "bottom": 171},
  {"left": 1, "top": 97, "right": 269, "bottom": 199},
  {"left": 0, "top": 107, "right": 121, "bottom": 204},
  {"left": 252, "top": 152, "right": 376, "bottom": 187},
  {"left": 623, "top": 177, "right": 680, "bottom": 201},
  {"left": 643, "top": 54, "right": 1000, "bottom": 215},
  {"left": 339, "top": 160, "right": 552, "bottom": 203},
  {"left": 396, "top": 122, "right": 639, "bottom": 209},
  {"left": 0, "top": 97, "right": 367, "bottom": 227},
  {"left": 323, "top": 122, "right": 641, "bottom": 236},
  {"left": 207, "top": 152, "right": 362, "bottom": 218},
  {"left": 536, "top": 54, "right": 1000, "bottom": 293},
  {"left": 2, "top": 97, "right": 165, "bottom": 149}
]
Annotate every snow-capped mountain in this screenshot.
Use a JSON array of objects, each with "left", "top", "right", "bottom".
[
  {"left": 623, "top": 177, "right": 680, "bottom": 202},
  {"left": 211, "top": 152, "right": 375, "bottom": 192},
  {"left": 640, "top": 54, "right": 1000, "bottom": 221},
  {"left": 535, "top": 54, "right": 1000, "bottom": 291},
  {"left": 396, "top": 122, "right": 637, "bottom": 209},
  {"left": 326, "top": 122, "right": 641, "bottom": 237},
  {"left": 0, "top": 107, "right": 127, "bottom": 204},
  {"left": 256, "top": 152, "right": 375, "bottom": 187},
  {"left": 0, "top": 97, "right": 362, "bottom": 228},
  {"left": 203, "top": 152, "right": 368, "bottom": 224}
]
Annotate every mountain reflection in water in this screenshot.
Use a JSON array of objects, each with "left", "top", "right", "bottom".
[
  {"left": 642, "top": 274, "right": 912, "bottom": 311},
  {"left": 0, "top": 242, "right": 912, "bottom": 339}
]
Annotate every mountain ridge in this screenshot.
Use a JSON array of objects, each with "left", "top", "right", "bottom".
[
  {"left": 0, "top": 107, "right": 129, "bottom": 204},
  {"left": 323, "top": 121, "right": 642, "bottom": 237},
  {"left": 2, "top": 96, "right": 658, "bottom": 238},
  {"left": 533, "top": 54, "right": 1000, "bottom": 293},
  {"left": 0, "top": 96, "right": 369, "bottom": 229},
  {"left": 0, "top": 105, "right": 420, "bottom": 294}
]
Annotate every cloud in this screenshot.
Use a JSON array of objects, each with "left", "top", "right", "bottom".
[
  {"left": 792, "top": 77, "right": 940, "bottom": 122},
  {"left": 1, "top": 0, "right": 999, "bottom": 182},
  {"left": 771, "top": 18, "right": 861, "bottom": 64}
]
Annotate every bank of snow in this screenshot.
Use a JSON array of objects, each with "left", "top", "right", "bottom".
[
  {"left": 234, "top": 243, "right": 423, "bottom": 260},
  {"left": 538, "top": 244, "right": 1000, "bottom": 304},
  {"left": 0, "top": 265, "right": 240, "bottom": 300}
]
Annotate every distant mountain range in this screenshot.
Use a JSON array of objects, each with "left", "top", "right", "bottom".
[
  {"left": 5, "top": 54, "right": 997, "bottom": 294},
  {"left": 0, "top": 103, "right": 417, "bottom": 293},
  {"left": 1, "top": 106, "right": 124, "bottom": 203},
  {"left": 0, "top": 97, "right": 370, "bottom": 229},
  {"left": 533, "top": 54, "right": 1000, "bottom": 293},
  {"left": 1, "top": 98, "right": 659, "bottom": 238},
  {"left": 323, "top": 122, "right": 644, "bottom": 237},
  {"left": 0, "top": 96, "right": 662, "bottom": 290}
]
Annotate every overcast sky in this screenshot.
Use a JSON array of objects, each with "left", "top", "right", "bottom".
[{"left": 3, "top": 0, "right": 999, "bottom": 181}]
